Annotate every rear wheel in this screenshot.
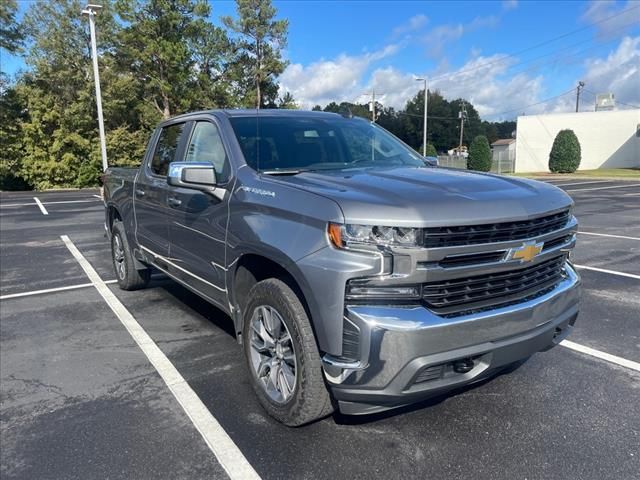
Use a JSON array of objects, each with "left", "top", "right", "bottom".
[
  {"left": 111, "top": 221, "right": 150, "bottom": 291},
  {"left": 243, "top": 278, "right": 334, "bottom": 426}
]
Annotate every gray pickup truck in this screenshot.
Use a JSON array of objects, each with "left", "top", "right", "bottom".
[{"left": 103, "top": 109, "right": 581, "bottom": 426}]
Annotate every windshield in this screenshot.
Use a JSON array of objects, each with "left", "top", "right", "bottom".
[{"left": 229, "top": 115, "right": 426, "bottom": 173}]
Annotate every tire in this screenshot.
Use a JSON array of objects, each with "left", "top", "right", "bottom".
[
  {"left": 243, "top": 278, "right": 334, "bottom": 426},
  {"left": 111, "top": 220, "right": 151, "bottom": 291}
]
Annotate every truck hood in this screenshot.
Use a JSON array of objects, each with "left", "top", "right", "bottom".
[{"left": 272, "top": 167, "right": 573, "bottom": 227}]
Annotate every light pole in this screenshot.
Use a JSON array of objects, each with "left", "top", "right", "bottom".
[
  {"left": 81, "top": 4, "right": 108, "bottom": 172},
  {"left": 416, "top": 77, "right": 428, "bottom": 156}
]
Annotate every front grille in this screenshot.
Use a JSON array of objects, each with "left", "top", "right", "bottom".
[
  {"left": 437, "top": 251, "right": 506, "bottom": 268},
  {"left": 423, "top": 210, "right": 570, "bottom": 248},
  {"left": 422, "top": 255, "right": 567, "bottom": 316}
]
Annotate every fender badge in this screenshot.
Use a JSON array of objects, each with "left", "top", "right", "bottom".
[{"left": 237, "top": 186, "right": 276, "bottom": 198}]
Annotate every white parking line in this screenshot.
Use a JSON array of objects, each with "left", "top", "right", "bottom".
[
  {"left": 565, "top": 184, "right": 640, "bottom": 192},
  {"left": 60, "top": 235, "right": 260, "bottom": 480},
  {"left": 0, "top": 202, "right": 37, "bottom": 208},
  {"left": 33, "top": 197, "right": 48, "bottom": 215},
  {"left": 1, "top": 199, "right": 100, "bottom": 207},
  {"left": 578, "top": 231, "right": 640, "bottom": 241},
  {"left": 42, "top": 199, "right": 101, "bottom": 205},
  {"left": 0, "top": 280, "right": 117, "bottom": 300},
  {"left": 573, "top": 264, "right": 640, "bottom": 280},
  {"left": 560, "top": 340, "right": 640, "bottom": 372},
  {"left": 554, "top": 180, "right": 612, "bottom": 187}
]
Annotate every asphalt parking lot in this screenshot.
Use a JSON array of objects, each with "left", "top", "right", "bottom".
[{"left": 1, "top": 178, "right": 639, "bottom": 480}]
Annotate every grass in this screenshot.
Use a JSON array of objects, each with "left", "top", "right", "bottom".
[{"left": 510, "top": 168, "right": 640, "bottom": 179}]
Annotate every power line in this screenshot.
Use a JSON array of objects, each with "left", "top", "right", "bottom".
[
  {"left": 428, "top": 22, "right": 637, "bottom": 94},
  {"left": 428, "top": 4, "right": 640, "bottom": 84},
  {"left": 397, "top": 111, "right": 458, "bottom": 120},
  {"left": 583, "top": 89, "right": 640, "bottom": 109},
  {"left": 486, "top": 88, "right": 576, "bottom": 119}
]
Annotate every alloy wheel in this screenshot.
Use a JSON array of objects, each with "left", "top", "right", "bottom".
[
  {"left": 248, "top": 305, "right": 297, "bottom": 404},
  {"left": 113, "top": 234, "right": 126, "bottom": 280}
]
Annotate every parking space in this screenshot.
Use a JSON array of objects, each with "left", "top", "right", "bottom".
[{"left": 1, "top": 182, "right": 639, "bottom": 480}]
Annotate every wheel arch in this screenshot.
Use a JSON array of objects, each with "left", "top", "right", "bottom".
[
  {"left": 230, "top": 252, "right": 325, "bottom": 352},
  {"left": 106, "top": 203, "right": 123, "bottom": 235}
]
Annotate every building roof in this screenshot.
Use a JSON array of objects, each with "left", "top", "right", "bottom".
[{"left": 491, "top": 138, "right": 516, "bottom": 146}]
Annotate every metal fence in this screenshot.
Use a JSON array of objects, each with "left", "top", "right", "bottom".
[
  {"left": 491, "top": 149, "right": 516, "bottom": 174},
  {"left": 437, "top": 156, "right": 467, "bottom": 169},
  {"left": 437, "top": 153, "right": 516, "bottom": 175}
]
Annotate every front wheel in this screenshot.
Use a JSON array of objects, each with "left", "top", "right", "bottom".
[
  {"left": 111, "top": 221, "right": 150, "bottom": 291},
  {"left": 243, "top": 278, "right": 334, "bottom": 426}
]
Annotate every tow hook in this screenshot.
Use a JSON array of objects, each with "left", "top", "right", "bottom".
[{"left": 453, "top": 358, "right": 475, "bottom": 374}]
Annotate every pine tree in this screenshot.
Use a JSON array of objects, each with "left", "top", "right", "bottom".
[{"left": 222, "top": 0, "right": 288, "bottom": 108}]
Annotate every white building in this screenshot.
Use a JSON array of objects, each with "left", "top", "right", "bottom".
[
  {"left": 515, "top": 109, "right": 640, "bottom": 172},
  {"left": 491, "top": 138, "right": 516, "bottom": 162}
]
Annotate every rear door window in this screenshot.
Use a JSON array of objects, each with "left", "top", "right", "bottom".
[{"left": 150, "top": 123, "right": 185, "bottom": 176}]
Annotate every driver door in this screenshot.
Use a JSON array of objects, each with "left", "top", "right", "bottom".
[{"left": 166, "top": 119, "right": 232, "bottom": 309}]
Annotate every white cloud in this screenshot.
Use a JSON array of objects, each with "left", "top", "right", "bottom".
[
  {"left": 280, "top": 18, "right": 638, "bottom": 120},
  {"left": 580, "top": 36, "right": 640, "bottom": 108},
  {"left": 280, "top": 49, "right": 545, "bottom": 117},
  {"left": 502, "top": 0, "right": 518, "bottom": 11},
  {"left": 392, "top": 14, "right": 428, "bottom": 38},
  {"left": 429, "top": 54, "right": 544, "bottom": 118},
  {"left": 278, "top": 45, "right": 399, "bottom": 108},
  {"left": 581, "top": 0, "right": 639, "bottom": 38},
  {"left": 423, "top": 15, "right": 500, "bottom": 58}
]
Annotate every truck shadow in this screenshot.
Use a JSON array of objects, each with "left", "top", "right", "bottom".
[
  {"left": 149, "top": 272, "right": 530, "bottom": 428},
  {"left": 150, "top": 273, "right": 237, "bottom": 338}
]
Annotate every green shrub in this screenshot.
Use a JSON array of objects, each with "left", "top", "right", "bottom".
[
  {"left": 420, "top": 143, "right": 437, "bottom": 157},
  {"left": 467, "top": 135, "right": 492, "bottom": 172},
  {"left": 549, "top": 129, "right": 581, "bottom": 173}
]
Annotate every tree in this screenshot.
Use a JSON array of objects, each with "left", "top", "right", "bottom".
[
  {"left": 468, "top": 135, "right": 492, "bottom": 172},
  {"left": 16, "top": 0, "right": 119, "bottom": 189},
  {"left": 549, "top": 129, "right": 581, "bottom": 173},
  {"left": 116, "top": 0, "right": 225, "bottom": 119},
  {"left": 420, "top": 143, "right": 437, "bottom": 157},
  {"left": 0, "top": 75, "right": 29, "bottom": 190},
  {"left": 276, "top": 91, "right": 298, "bottom": 109},
  {"left": 323, "top": 101, "right": 370, "bottom": 119},
  {"left": 222, "top": 0, "right": 288, "bottom": 108},
  {"left": 0, "top": 0, "right": 24, "bottom": 56}
]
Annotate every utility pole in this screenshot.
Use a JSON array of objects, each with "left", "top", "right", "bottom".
[
  {"left": 575, "top": 81, "right": 585, "bottom": 113},
  {"left": 366, "top": 90, "right": 384, "bottom": 122},
  {"left": 416, "top": 78, "right": 428, "bottom": 156},
  {"left": 371, "top": 90, "right": 376, "bottom": 122},
  {"left": 81, "top": 4, "right": 108, "bottom": 172},
  {"left": 458, "top": 100, "right": 466, "bottom": 152}
]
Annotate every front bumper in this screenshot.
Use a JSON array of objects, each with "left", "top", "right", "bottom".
[{"left": 323, "top": 264, "right": 581, "bottom": 415}]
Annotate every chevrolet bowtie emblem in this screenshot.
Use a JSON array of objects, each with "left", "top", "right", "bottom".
[{"left": 509, "top": 241, "right": 544, "bottom": 263}]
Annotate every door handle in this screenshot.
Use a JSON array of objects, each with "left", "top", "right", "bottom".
[
  {"left": 168, "top": 197, "right": 182, "bottom": 208},
  {"left": 135, "top": 188, "right": 145, "bottom": 197}
]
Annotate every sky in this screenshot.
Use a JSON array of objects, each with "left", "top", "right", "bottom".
[{"left": 2, "top": 0, "right": 639, "bottom": 120}]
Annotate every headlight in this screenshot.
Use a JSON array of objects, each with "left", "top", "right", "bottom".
[{"left": 328, "top": 223, "right": 420, "bottom": 249}]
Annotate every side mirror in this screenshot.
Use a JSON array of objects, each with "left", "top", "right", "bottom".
[
  {"left": 424, "top": 156, "right": 439, "bottom": 167},
  {"left": 167, "top": 162, "right": 217, "bottom": 192}
]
